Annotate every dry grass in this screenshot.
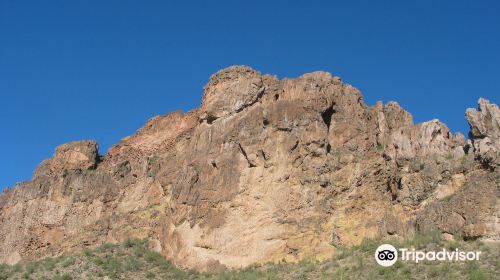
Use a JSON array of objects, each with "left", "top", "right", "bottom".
[{"left": 0, "top": 234, "right": 498, "bottom": 279}]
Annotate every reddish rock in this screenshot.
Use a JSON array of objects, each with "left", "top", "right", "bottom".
[{"left": 0, "top": 66, "right": 498, "bottom": 270}]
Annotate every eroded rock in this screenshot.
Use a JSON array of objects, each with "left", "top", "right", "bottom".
[
  {"left": 201, "top": 66, "right": 266, "bottom": 121},
  {"left": 0, "top": 66, "right": 498, "bottom": 270},
  {"left": 33, "top": 140, "right": 99, "bottom": 179},
  {"left": 466, "top": 98, "right": 500, "bottom": 168}
]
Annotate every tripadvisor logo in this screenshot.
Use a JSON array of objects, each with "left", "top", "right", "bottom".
[
  {"left": 375, "top": 244, "right": 482, "bottom": 267},
  {"left": 375, "top": 244, "right": 398, "bottom": 267}
]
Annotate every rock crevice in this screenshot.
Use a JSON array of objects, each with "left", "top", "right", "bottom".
[{"left": 0, "top": 66, "right": 498, "bottom": 270}]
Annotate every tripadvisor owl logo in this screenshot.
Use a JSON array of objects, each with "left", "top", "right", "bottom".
[{"left": 375, "top": 244, "right": 398, "bottom": 267}]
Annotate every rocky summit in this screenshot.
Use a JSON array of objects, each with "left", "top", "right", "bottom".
[{"left": 0, "top": 66, "right": 498, "bottom": 271}]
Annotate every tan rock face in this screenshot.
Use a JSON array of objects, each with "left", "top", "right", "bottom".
[
  {"left": 466, "top": 98, "right": 500, "bottom": 169},
  {"left": 33, "top": 140, "right": 99, "bottom": 179},
  {"left": 0, "top": 66, "right": 499, "bottom": 270},
  {"left": 201, "top": 65, "right": 266, "bottom": 121}
]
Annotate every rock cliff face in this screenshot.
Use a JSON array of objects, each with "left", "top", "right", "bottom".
[{"left": 0, "top": 66, "right": 498, "bottom": 270}]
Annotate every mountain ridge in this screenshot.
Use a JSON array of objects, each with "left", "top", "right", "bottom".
[{"left": 0, "top": 66, "right": 498, "bottom": 271}]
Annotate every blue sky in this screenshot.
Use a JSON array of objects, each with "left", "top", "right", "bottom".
[{"left": 1, "top": 0, "right": 499, "bottom": 190}]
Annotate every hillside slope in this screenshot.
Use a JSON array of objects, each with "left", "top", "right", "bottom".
[
  {"left": 0, "top": 66, "right": 498, "bottom": 271},
  {"left": 1, "top": 235, "right": 499, "bottom": 279}
]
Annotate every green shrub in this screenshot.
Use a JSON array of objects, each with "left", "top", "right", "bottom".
[
  {"left": 356, "top": 238, "right": 378, "bottom": 252},
  {"left": 84, "top": 249, "right": 94, "bottom": 258},
  {"left": 297, "top": 258, "right": 316, "bottom": 277},
  {"left": 2, "top": 235, "right": 495, "bottom": 280},
  {"left": 98, "top": 243, "right": 117, "bottom": 253},
  {"left": 405, "top": 230, "right": 442, "bottom": 249},
  {"left": 333, "top": 268, "right": 346, "bottom": 280},
  {"left": 123, "top": 238, "right": 140, "bottom": 248},
  {"left": 467, "top": 262, "right": 487, "bottom": 280},
  {"left": 445, "top": 239, "right": 460, "bottom": 250},
  {"left": 25, "top": 262, "right": 38, "bottom": 274},
  {"left": 355, "top": 255, "right": 364, "bottom": 270},
  {"left": 54, "top": 273, "right": 72, "bottom": 280},
  {"left": 13, "top": 264, "right": 22, "bottom": 273},
  {"left": 61, "top": 257, "right": 75, "bottom": 268},
  {"left": 144, "top": 251, "right": 167, "bottom": 265},
  {"left": 125, "top": 257, "right": 142, "bottom": 271},
  {"left": 0, "top": 264, "right": 11, "bottom": 279},
  {"left": 106, "top": 257, "right": 122, "bottom": 271},
  {"left": 94, "top": 256, "right": 104, "bottom": 266},
  {"left": 41, "top": 257, "right": 58, "bottom": 271},
  {"left": 133, "top": 246, "right": 147, "bottom": 258},
  {"left": 469, "top": 269, "right": 487, "bottom": 280},
  {"left": 376, "top": 144, "right": 384, "bottom": 152}
]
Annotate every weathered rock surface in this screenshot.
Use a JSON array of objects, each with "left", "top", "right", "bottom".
[
  {"left": 0, "top": 66, "right": 498, "bottom": 270},
  {"left": 33, "top": 140, "right": 100, "bottom": 179},
  {"left": 466, "top": 98, "right": 500, "bottom": 169}
]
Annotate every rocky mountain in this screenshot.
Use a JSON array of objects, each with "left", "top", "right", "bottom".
[{"left": 0, "top": 66, "right": 498, "bottom": 271}]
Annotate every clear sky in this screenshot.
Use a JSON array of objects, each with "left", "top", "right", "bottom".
[{"left": 1, "top": 0, "right": 499, "bottom": 190}]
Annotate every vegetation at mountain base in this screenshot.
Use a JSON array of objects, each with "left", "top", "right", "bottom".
[
  {"left": 1, "top": 67, "right": 498, "bottom": 270},
  {"left": 0, "top": 233, "right": 498, "bottom": 280}
]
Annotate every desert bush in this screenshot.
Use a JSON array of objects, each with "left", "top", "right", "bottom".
[
  {"left": 1, "top": 234, "right": 496, "bottom": 280},
  {"left": 145, "top": 271, "right": 156, "bottom": 279},
  {"left": 123, "top": 238, "right": 143, "bottom": 248},
  {"left": 41, "top": 257, "right": 58, "bottom": 271},
  {"left": 61, "top": 257, "right": 75, "bottom": 268}
]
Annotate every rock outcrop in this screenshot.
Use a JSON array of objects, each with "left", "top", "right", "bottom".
[
  {"left": 466, "top": 98, "right": 500, "bottom": 169},
  {"left": 33, "top": 140, "right": 100, "bottom": 179},
  {"left": 0, "top": 66, "right": 498, "bottom": 270}
]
